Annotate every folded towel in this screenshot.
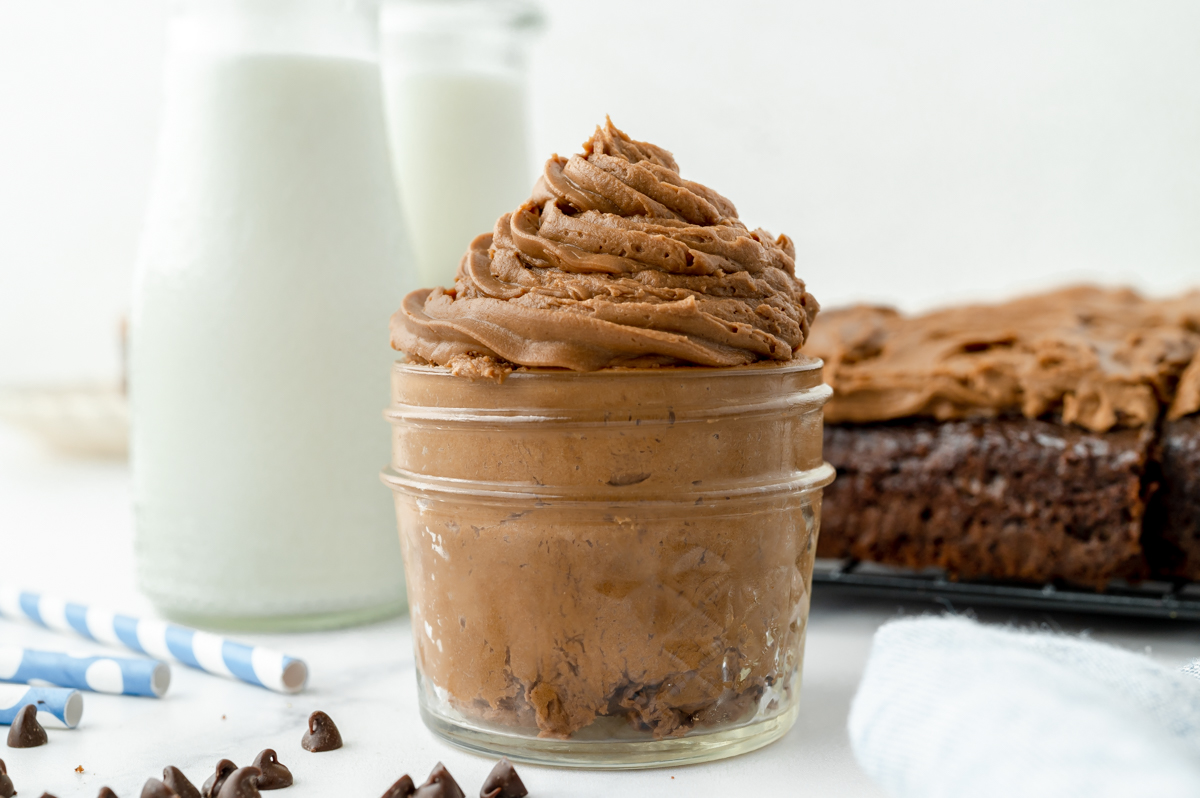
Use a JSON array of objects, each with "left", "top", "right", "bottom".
[{"left": 848, "top": 616, "right": 1200, "bottom": 797}]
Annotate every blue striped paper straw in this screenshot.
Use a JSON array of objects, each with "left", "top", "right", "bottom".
[
  {"left": 0, "top": 684, "right": 83, "bottom": 729},
  {"left": 0, "top": 590, "right": 307, "bottom": 694},
  {"left": 0, "top": 647, "right": 170, "bottom": 698}
]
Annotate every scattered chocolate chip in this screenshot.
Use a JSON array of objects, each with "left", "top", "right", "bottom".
[
  {"left": 164, "top": 766, "right": 201, "bottom": 798},
  {"left": 607, "top": 472, "right": 652, "bottom": 487},
  {"left": 479, "top": 759, "right": 526, "bottom": 798},
  {"left": 201, "top": 760, "right": 237, "bottom": 798},
  {"left": 7, "top": 704, "right": 47, "bottom": 748},
  {"left": 98, "top": 789, "right": 120, "bottom": 798},
  {"left": 0, "top": 758, "right": 13, "bottom": 798},
  {"left": 380, "top": 775, "right": 415, "bottom": 798},
  {"left": 141, "top": 778, "right": 177, "bottom": 798},
  {"left": 38, "top": 793, "right": 59, "bottom": 798},
  {"left": 300, "top": 711, "right": 342, "bottom": 752},
  {"left": 215, "top": 767, "right": 261, "bottom": 798},
  {"left": 413, "top": 763, "right": 464, "bottom": 798},
  {"left": 250, "top": 749, "right": 292, "bottom": 790}
]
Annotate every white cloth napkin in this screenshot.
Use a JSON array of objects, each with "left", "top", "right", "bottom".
[{"left": 848, "top": 615, "right": 1200, "bottom": 797}]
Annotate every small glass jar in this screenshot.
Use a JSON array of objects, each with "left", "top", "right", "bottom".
[{"left": 382, "top": 360, "right": 833, "bottom": 768}]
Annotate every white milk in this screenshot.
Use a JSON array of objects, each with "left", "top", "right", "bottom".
[
  {"left": 382, "top": 69, "right": 532, "bottom": 288},
  {"left": 130, "top": 50, "right": 410, "bottom": 627}
]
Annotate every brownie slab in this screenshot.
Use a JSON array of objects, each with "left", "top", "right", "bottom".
[
  {"left": 818, "top": 419, "right": 1155, "bottom": 589},
  {"left": 1148, "top": 415, "right": 1200, "bottom": 579}
]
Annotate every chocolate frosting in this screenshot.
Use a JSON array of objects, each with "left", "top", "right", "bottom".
[
  {"left": 1172, "top": 348, "right": 1200, "bottom": 420},
  {"left": 806, "top": 286, "right": 1200, "bottom": 432},
  {"left": 391, "top": 119, "right": 818, "bottom": 371}
]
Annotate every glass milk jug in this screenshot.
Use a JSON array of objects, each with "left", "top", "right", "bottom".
[
  {"left": 130, "top": 0, "right": 411, "bottom": 630},
  {"left": 380, "top": 0, "right": 543, "bottom": 288}
]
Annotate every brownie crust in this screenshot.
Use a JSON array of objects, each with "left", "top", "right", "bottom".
[{"left": 818, "top": 419, "right": 1155, "bottom": 589}]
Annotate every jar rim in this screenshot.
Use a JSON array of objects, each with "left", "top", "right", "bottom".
[{"left": 392, "top": 355, "right": 824, "bottom": 381}]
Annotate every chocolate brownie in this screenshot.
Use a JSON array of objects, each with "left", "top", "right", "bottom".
[
  {"left": 1146, "top": 415, "right": 1200, "bottom": 578},
  {"left": 819, "top": 419, "right": 1154, "bottom": 588},
  {"left": 806, "top": 286, "right": 1200, "bottom": 588}
]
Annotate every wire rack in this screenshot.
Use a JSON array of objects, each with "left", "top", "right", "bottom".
[{"left": 812, "top": 559, "right": 1200, "bottom": 621}]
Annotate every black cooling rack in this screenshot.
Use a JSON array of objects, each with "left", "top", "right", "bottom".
[{"left": 812, "top": 559, "right": 1200, "bottom": 621}]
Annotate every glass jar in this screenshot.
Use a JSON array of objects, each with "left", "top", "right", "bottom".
[
  {"left": 382, "top": 360, "right": 833, "bottom": 767},
  {"left": 379, "top": 0, "right": 544, "bottom": 288},
  {"left": 130, "top": 0, "right": 410, "bottom": 630}
]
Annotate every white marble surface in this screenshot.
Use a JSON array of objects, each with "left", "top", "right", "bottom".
[{"left": 2, "top": 425, "right": 1198, "bottom": 797}]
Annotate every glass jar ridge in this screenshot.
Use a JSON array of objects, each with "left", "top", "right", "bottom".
[{"left": 384, "top": 359, "right": 833, "bottom": 767}]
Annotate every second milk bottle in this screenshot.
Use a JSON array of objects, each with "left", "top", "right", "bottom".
[{"left": 130, "top": 0, "right": 411, "bottom": 629}]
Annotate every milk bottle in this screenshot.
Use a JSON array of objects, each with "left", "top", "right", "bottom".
[
  {"left": 131, "top": 0, "right": 412, "bottom": 629},
  {"left": 380, "top": 0, "right": 543, "bottom": 288}
]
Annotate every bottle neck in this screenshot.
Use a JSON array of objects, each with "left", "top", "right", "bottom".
[
  {"left": 380, "top": 0, "right": 543, "bottom": 75},
  {"left": 168, "top": 0, "right": 380, "bottom": 59}
]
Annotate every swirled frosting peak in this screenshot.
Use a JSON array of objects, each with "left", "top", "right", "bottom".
[{"left": 391, "top": 119, "right": 819, "bottom": 372}]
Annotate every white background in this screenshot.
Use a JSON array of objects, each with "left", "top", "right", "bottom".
[{"left": 2, "top": 0, "right": 1199, "bottom": 386}]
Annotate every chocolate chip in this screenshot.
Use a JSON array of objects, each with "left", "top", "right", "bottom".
[
  {"left": 140, "top": 779, "right": 176, "bottom": 798},
  {"left": 479, "top": 759, "right": 527, "bottom": 798},
  {"left": 38, "top": 793, "right": 59, "bottom": 798},
  {"left": 201, "top": 760, "right": 238, "bottom": 798},
  {"left": 164, "top": 766, "right": 201, "bottom": 798},
  {"left": 607, "top": 472, "right": 652, "bottom": 487},
  {"left": 413, "top": 763, "right": 464, "bottom": 798},
  {"left": 7, "top": 704, "right": 47, "bottom": 748},
  {"left": 380, "top": 775, "right": 415, "bottom": 798},
  {"left": 98, "top": 789, "right": 120, "bottom": 798},
  {"left": 250, "top": 749, "right": 292, "bottom": 790},
  {"left": 0, "top": 758, "right": 13, "bottom": 798},
  {"left": 300, "top": 711, "right": 342, "bottom": 752},
  {"left": 215, "top": 767, "right": 262, "bottom": 798}
]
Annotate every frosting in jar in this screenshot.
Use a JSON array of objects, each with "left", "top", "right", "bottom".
[
  {"left": 806, "top": 285, "right": 1200, "bottom": 432},
  {"left": 391, "top": 119, "right": 818, "bottom": 371}
]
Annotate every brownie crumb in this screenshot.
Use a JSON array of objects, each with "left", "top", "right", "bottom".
[{"left": 445, "top": 353, "right": 512, "bottom": 383}]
